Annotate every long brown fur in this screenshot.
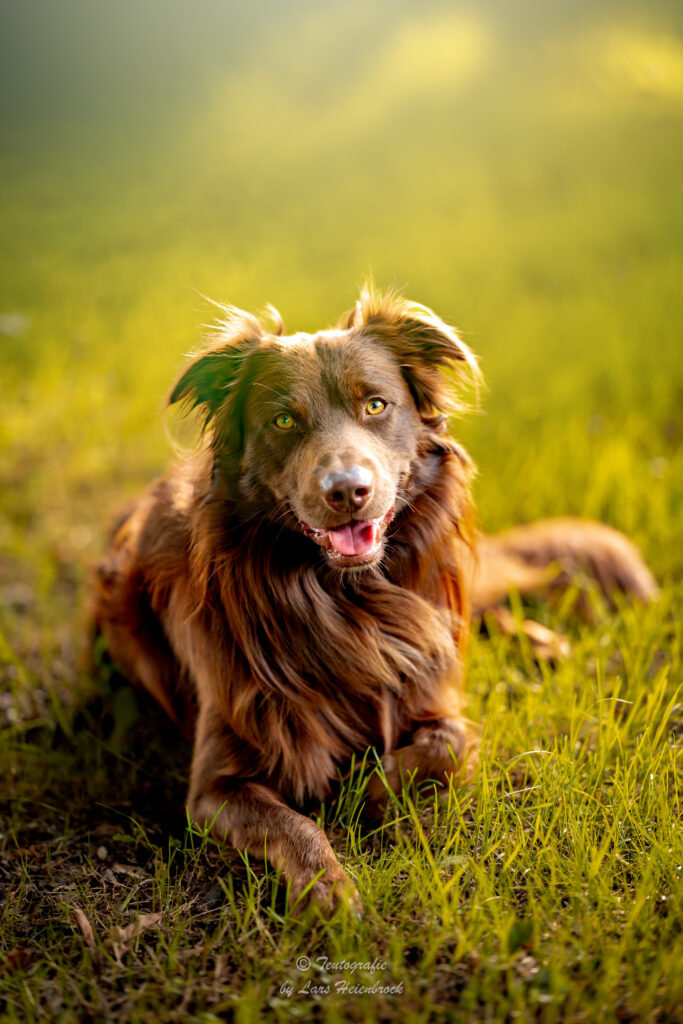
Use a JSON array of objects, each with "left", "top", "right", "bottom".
[{"left": 93, "top": 286, "right": 655, "bottom": 913}]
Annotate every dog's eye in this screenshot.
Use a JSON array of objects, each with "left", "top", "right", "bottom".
[
  {"left": 273, "top": 413, "right": 295, "bottom": 430},
  {"left": 365, "top": 398, "right": 386, "bottom": 416}
]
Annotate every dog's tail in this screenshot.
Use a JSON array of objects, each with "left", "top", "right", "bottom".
[{"left": 472, "top": 517, "right": 658, "bottom": 618}]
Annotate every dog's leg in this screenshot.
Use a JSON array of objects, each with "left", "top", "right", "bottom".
[
  {"left": 473, "top": 518, "right": 657, "bottom": 618},
  {"left": 482, "top": 605, "right": 570, "bottom": 662},
  {"left": 94, "top": 514, "right": 191, "bottom": 730},
  {"left": 364, "top": 716, "right": 472, "bottom": 814},
  {"left": 470, "top": 519, "right": 657, "bottom": 661},
  {"left": 187, "top": 703, "right": 362, "bottom": 915}
]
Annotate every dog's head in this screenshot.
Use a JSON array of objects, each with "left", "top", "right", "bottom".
[{"left": 170, "top": 286, "right": 478, "bottom": 569}]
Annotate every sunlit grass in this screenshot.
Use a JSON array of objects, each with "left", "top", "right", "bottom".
[
  {"left": 0, "top": 1, "right": 682, "bottom": 1020},
  {"left": 0, "top": 600, "right": 680, "bottom": 1020}
]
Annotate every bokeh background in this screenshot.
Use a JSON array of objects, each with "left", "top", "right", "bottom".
[{"left": 1, "top": 0, "right": 682, "bottom": 654}]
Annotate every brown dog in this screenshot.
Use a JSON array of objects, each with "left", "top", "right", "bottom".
[{"left": 93, "top": 286, "right": 656, "bottom": 913}]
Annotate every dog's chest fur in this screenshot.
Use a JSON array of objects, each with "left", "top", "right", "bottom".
[{"left": 146, "top": 446, "right": 470, "bottom": 804}]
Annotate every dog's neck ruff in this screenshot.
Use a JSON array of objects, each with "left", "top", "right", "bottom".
[{"left": 188, "top": 439, "right": 473, "bottom": 803}]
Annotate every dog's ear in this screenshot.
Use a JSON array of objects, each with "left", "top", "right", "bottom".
[
  {"left": 340, "top": 285, "right": 480, "bottom": 421},
  {"left": 168, "top": 307, "right": 264, "bottom": 425}
]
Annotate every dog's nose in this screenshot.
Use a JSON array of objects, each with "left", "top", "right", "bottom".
[{"left": 320, "top": 466, "right": 374, "bottom": 513}]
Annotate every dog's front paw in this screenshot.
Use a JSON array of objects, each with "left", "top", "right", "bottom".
[
  {"left": 363, "top": 752, "right": 400, "bottom": 813},
  {"left": 289, "top": 864, "right": 362, "bottom": 918},
  {"left": 363, "top": 729, "right": 467, "bottom": 820}
]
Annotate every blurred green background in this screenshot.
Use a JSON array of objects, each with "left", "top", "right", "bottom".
[{"left": 1, "top": 0, "right": 682, "bottom": 636}]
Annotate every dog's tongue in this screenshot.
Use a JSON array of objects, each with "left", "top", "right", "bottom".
[{"left": 327, "top": 520, "right": 378, "bottom": 556}]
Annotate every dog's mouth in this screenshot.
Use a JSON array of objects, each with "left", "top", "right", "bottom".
[{"left": 295, "top": 507, "right": 395, "bottom": 567}]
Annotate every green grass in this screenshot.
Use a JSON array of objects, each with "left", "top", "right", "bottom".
[
  {"left": 0, "top": 604, "right": 681, "bottom": 1022},
  {"left": 1, "top": 1, "right": 682, "bottom": 1021}
]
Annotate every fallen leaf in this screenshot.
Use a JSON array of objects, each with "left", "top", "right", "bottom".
[
  {"left": 111, "top": 912, "right": 162, "bottom": 965},
  {"left": 72, "top": 907, "right": 96, "bottom": 950},
  {"left": 116, "top": 912, "right": 161, "bottom": 945},
  {"left": 112, "top": 862, "right": 150, "bottom": 880}
]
